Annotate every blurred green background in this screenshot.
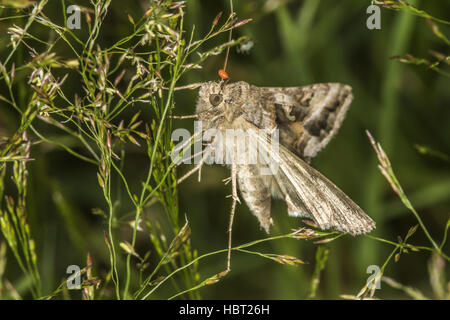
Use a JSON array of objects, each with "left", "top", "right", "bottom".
[{"left": 0, "top": 0, "right": 449, "bottom": 299}]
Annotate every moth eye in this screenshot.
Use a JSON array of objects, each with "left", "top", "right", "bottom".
[{"left": 209, "top": 94, "right": 223, "bottom": 106}]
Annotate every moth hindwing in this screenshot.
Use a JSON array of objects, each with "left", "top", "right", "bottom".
[{"left": 194, "top": 80, "right": 375, "bottom": 235}]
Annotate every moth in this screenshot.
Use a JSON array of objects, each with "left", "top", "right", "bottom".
[{"left": 177, "top": 80, "right": 375, "bottom": 270}]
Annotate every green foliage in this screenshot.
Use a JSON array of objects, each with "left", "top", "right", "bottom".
[{"left": 0, "top": 0, "right": 448, "bottom": 300}]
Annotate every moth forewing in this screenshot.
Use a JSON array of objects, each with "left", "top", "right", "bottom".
[
  {"left": 281, "top": 148, "right": 375, "bottom": 235},
  {"left": 243, "top": 118, "right": 375, "bottom": 235},
  {"left": 266, "top": 83, "right": 354, "bottom": 161}
]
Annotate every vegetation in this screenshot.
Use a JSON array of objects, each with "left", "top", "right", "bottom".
[{"left": 0, "top": 0, "right": 448, "bottom": 299}]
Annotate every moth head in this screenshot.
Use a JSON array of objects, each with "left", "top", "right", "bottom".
[
  {"left": 196, "top": 81, "right": 250, "bottom": 123},
  {"left": 196, "top": 81, "right": 224, "bottom": 111}
]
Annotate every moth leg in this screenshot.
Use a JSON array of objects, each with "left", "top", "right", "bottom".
[
  {"left": 176, "top": 144, "right": 213, "bottom": 184},
  {"left": 170, "top": 114, "right": 198, "bottom": 119},
  {"left": 226, "top": 163, "right": 238, "bottom": 272},
  {"left": 169, "top": 129, "right": 203, "bottom": 164},
  {"left": 162, "top": 82, "right": 202, "bottom": 91},
  {"left": 197, "top": 162, "right": 203, "bottom": 182},
  {"left": 222, "top": 176, "right": 232, "bottom": 185},
  {"left": 177, "top": 164, "right": 201, "bottom": 184},
  {"left": 173, "top": 82, "right": 202, "bottom": 91},
  {"left": 173, "top": 149, "right": 203, "bottom": 168},
  {"left": 197, "top": 141, "right": 217, "bottom": 182}
]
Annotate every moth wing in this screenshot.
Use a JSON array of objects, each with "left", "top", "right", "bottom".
[
  {"left": 259, "top": 83, "right": 353, "bottom": 160},
  {"left": 236, "top": 164, "right": 273, "bottom": 233},
  {"left": 242, "top": 120, "right": 375, "bottom": 235},
  {"left": 277, "top": 144, "right": 375, "bottom": 234}
]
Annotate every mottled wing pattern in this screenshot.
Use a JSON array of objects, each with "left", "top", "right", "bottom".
[
  {"left": 259, "top": 83, "right": 353, "bottom": 161},
  {"left": 275, "top": 144, "right": 375, "bottom": 235},
  {"left": 240, "top": 119, "right": 375, "bottom": 235},
  {"left": 235, "top": 164, "right": 273, "bottom": 233}
]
